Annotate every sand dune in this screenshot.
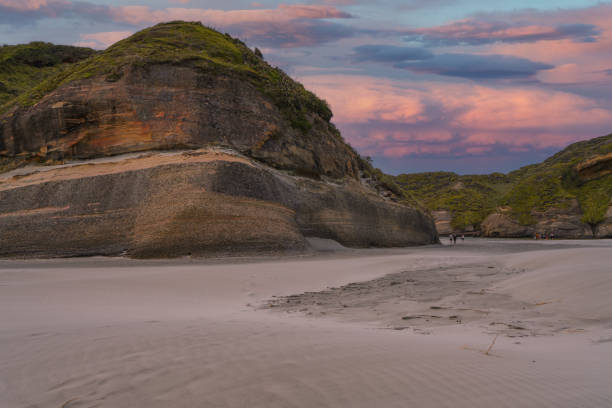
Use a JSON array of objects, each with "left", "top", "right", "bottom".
[{"left": 1, "top": 239, "right": 611, "bottom": 407}]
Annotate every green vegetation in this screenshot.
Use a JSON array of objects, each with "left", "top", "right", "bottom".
[
  {"left": 394, "top": 172, "right": 513, "bottom": 229},
  {"left": 503, "top": 134, "right": 612, "bottom": 225},
  {"left": 0, "top": 22, "right": 332, "bottom": 133},
  {"left": 393, "top": 134, "right": 612, "bottom": 230},
  {"left": 358, "top": 157, "right": 426, "bottom": 211},
  {"left": 579, "top": 184, "right": 610, "bottom": 226},
  {"left": 0, "top": 42, "right": 95, "bottom": 106}
]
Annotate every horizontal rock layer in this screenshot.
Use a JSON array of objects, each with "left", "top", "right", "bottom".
[
  {"left": 0, "top": 150, "right": 438, "bottom": 258},
  {"left": 431, "top": 210, "right": 452, "bottom": 235}
]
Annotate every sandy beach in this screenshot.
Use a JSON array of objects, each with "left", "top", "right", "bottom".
[{"left": 1, "top": 238, "right": 611, "bottom": 407}]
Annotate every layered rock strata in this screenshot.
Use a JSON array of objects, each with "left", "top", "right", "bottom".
[
  {"left": 0, "top": 150, "right": 437, "bottom": 258},
  {"left": 481, "top": 200, "right": 594, "bottom": 239},
  {"left": 431, "top": 210, "right": 452, "bottom": 235}
]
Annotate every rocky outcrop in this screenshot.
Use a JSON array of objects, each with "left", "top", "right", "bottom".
[
  {"left": 0, "top": 150, "right": 438, "bottom": 258},
  {"left": 0, "top": 64, "right": 358, "bottom": 179},
  {"left": 595, "top": 199, "right": 612, "bottom": 238},
  {"left": 480, "top": 213, "right": 534, "bottom": 238},
  {"left": 431, "top": 210, "right": 452, "bottom": 235},
  {"left": 481, "top": 200, "right": 594, "bottom": 239},
  {"left": 531, "top": 200, "right": 594, "bottom": 238},
  {"left": 575, "top": 152, "right": 612, "bottom": 182}
]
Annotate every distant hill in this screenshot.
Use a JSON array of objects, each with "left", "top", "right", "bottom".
[
  {"left": 395, "top": 134, "right": 612, "bottom": 238},
  {"left": 0, "top": 42, "right": 96, "bottom": 106},
  {"left": 394, "top": 171, "right": 513, "bottom": 232}
]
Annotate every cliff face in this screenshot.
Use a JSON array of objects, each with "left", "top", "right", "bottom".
[
  {"left": 0, "top": 22, "right": 437, "bottom": 257},
  {"left": 0, "top": 64, "right": 358, "bottom": 179},
  {"left": 0, "top": 150, "right": 437, "bottom": 258},
  {"left": 576, "top": 152, "right": 612, "bottom": 182},
  {"left": 431, "top": 210, "right": 452, "bottom": 235},
  {"left": 594, "top": 199, "right": 612, "bottom": 238},
  {"left": 0, "top": 22, "right": 360, "bottom": 179},
  {"left": 481, "top": 200, "right": 594, "bottom": 239}
]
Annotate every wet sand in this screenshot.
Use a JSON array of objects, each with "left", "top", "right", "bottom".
[{"left": 1, "top": 239, "right": 611, "bottom": 407}]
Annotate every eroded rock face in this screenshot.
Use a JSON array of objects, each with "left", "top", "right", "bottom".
[
  {"left": 431, "top": 210, "right": 452, "bottom": 235},
  {"left": 481, "top": 200, "right": 594, "bottom": 238},
  {"left": 0, "top": 150, "right": 437, "bottom": 258},
  {"left": 575, "top": 152, "right": 612, "bottom": 182},
  {"left": 480, "top": 213, "right": 534, "bottom": 238},
  {"left": 532, "top": 200, "right": 593, "bottom": 238},
  {"left": 0, "top": 65, "right": 359, "bottom": 179},
  {"left": 595, "top": 200, "right": 612, "bottom": 238}
]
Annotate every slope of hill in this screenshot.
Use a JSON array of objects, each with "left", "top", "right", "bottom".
[
  {"left": 394, "top": 172, "right": 513, "bottom": 233},
  {"left": 0, "top": 22, "right": 437, "bottom": 258},
  {"left": 0, "top": 42, "right": 96, "bottom": 106},
  {"left": 395, "top": 134, "right": 612, "bottom": 238}
]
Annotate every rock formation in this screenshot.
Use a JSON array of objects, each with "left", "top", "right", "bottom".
[
  {"left": 0, "top": 150, "right": 436, "bottom": 258},
  {"left": 481, "top": 201, "right": 594, "bottom": 239},
  {"left": 396, "top": 134, "right": 612, "bottom": 238},
  {"left": 431, "top": 210, "right": 452, "bottom": 235},
  {"left": 0, "top": 22, "right": 437, "bottom": 258},
  {"left": 594, "top": 199, "right": 612, "bottom": 238}
]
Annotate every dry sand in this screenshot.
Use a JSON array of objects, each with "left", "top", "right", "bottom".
[{"left": 1, "top": 239, "right": 611, "bottom": 407}]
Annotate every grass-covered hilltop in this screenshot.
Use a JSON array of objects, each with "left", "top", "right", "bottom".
[
  {"left": 395, "top": 133, "right": 612, "bottom": 238},
  {"left": 1, "top": 22, "right": 331, "bottom": 132},
  {"left": 0, "top": 42, "right": 96, "bottom": 106}
]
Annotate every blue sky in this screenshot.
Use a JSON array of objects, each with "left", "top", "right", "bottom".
[{"left": 1, "top": 0, "right": 611, "bottom": 174}]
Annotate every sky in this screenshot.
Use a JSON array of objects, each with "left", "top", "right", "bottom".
[{"left": 1, "top": 0, "right": 611, "bottom": 174}]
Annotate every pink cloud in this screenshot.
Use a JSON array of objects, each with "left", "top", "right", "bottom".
[
  {"left": 297, "top": 75, "right": 424, "bottom": 124},
  {"left": 102, "top": 4, "right": 354, "bottom": 47},
  {"left": 383, "top": 144, "right": 452, "bottom": 158},
  {"left": 75, "top": 31, "right": 132, "bottom": 49},
  {"left": 406, "top": 3, "right": 611, "bottom": 47},
  {"left": 0, "top": 1, "right": 354, "bottom": 47},
  {"left": 300, "top": 74, "right": 612, "bottom": 159},
  {"left": 438, "top": 4, "right": 612, "bottom": 85},
  {"left": 407, "top": 20, "right": 600, "bottom": 46},
  {"left": 0, "top": 0, "right": 49, "bottom": 11},
  {"left": 110, "top": 4, "right": 351, "bottom": 26}
]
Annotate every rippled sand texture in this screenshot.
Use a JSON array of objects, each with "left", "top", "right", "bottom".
[{"left": 1, "top": 239, "right": 611, "bottom": 407}]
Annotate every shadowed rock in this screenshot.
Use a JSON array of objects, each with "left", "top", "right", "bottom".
[{"left": 0, "top": 151, "right": 437, "bottom": 258}]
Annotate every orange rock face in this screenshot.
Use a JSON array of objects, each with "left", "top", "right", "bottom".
[{"left": 0, "top": 65, "right": 360, "bottom": 179}]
